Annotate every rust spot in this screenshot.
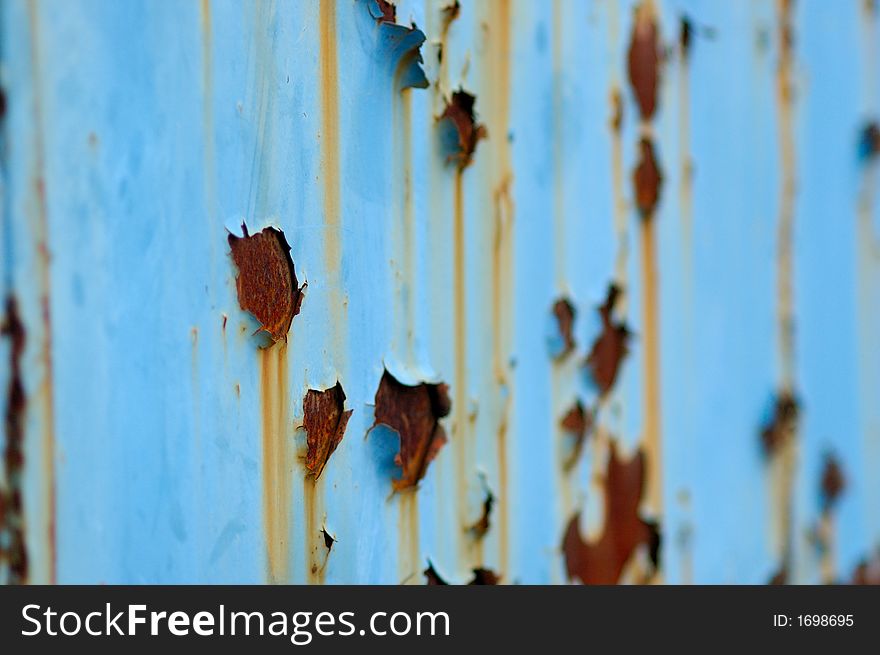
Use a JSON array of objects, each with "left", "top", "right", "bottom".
[
  {"left": 551, "top": 298, "right": 576, "bottom": 360},
  {"left": 468, "top": 488, "right": 495, "bottom": 539},
  {"left": 372, "top": 0, "right": 396, "bottom": 23},
  {"left": 820, "top": 453, "right": 845, "bottom": 512},
  {"left": 1, "top": 296, "right": 28, "bottom": 583},
  {"left": 440, "top": 89, "right": 487, "bottom": 170},
  {"left": 468, "top": 568, "right": 500, "bottom": 585},
  {"left": 627, "top": 4, "right": 661, "bottom": 121},
  {"left": 760, "top": 391, "right": 799, "bottom": 455},
  {"left": 680, "top": 15, "right": 692, "bottom": 58},
  {"left": 441, "top": 0, "right": 460, "bottom": 26},
  {"left": 423, "top": 561, "right": 500, "bottom": 585},
  {"left": 584, "top": 284, "right": 631, "bottom": 397},
  {"left": 321, "top": 527, "right": 336, "bottom": 553},
  {"left": 633, "top": 137, "right": 663, "bottom": 218},
  {"left": 424, "top": 560, "right": 448, "bottom": 585},
  {"left": 371, "top": 370, "right": 451, "bottom": 490},
  {"left": 562, "top": 441, "right": 660, "bottom": 584},
  {"left": 859, "top": 121, "right": 880, "bottom": 162},
  {"left": 852, "top": 548, "right": 880, "bottom": 584},
  {"left": 221, "top": 313, "right": 227, "bottom": 331},
  {"left": 303, "top": 382, "right": 352, "bottom": 480},
  {"left": 228, "top": 224, "right": 305, "bottom": 342},
  {"left": 560, "top": 399, "right": 594, "bottom": 470},
  {"left": 768, "top": 568, "right": 788, "bottom": 585},
  {"left": 610, "top": 88, "right": 624, "bottom": 133}
]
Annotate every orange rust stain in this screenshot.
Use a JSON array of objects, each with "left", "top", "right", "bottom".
[
  {"left": 398, "top": 490, "right": 420, "bottom": 584},
  {"left": 639, "top": 219, "right": 662, "bottom": 518},
  {"left": 453, "top": 170, "right": 468, "bottom": 547},
  {"left": 611, "top": 88, "right": 628, "bottom": 291},
  {"left": 319, "top": 0, "right": 342, "bottom": 344},
  {"left": 27, "top": 3, "right": 57, "bottom": 583},
  {"left": 303, "top": 475, "right": 325, "bottom": 584},
  {"left": 768, "top": 0, "right": 798, "bottom": 581},
  {"left": 260, "top": 343, "right": 292, "bottom": 583},
  {"left": 487, "top": 0, "right": 514, "bottom": 576}
]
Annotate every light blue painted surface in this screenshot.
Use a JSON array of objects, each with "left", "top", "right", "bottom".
[{"left": 1, "top": 0, "right": 878, "bottom": 584}]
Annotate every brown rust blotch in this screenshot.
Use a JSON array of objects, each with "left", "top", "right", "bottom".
[
  {"left": 228, "top": 224, "right": 305, "bottom": 342},
  {"left": 562, "top": 441, "right": 661, "bottom": 585},
  {"left": 852, "top": 548, "right": 880, "bottom": 584},
  {"left": 440, "top": 89, "right": 487, "bottom": 170},
  {"left": 633, "top": 137, "right": 663, "bottom": 218},
  {"left": 560, "top": 399, "right": 594, "bottom": 470},
  {"left": 468, "top": 488, "right": 495, "bottom": 539},
  {"left": 551, "top": 298, "right": 577, "bottom": 360},
  {"left": 627, "top": 3, "right": 661, "bottom": 122},
  {"left": 860, "top": 121, "right": 880, "bottom": 162},
  {"left": 761, "top": 391, "right": 799, "bottom": 455},
  {"left": 680, "top": 15, "right": 693, "bottom": 59},
  {"left": 610, "top": 88, "right": 624, "bottom": 133},
  {"left": 1, "top": 295, "right": 28, "bottom": 583},
  {"left": 820, "top": 453, "right": 845, "bottom": 512},
  {"left": 585, "top": 284, "right": 631, "bottom": 397},
  {"left": 303, "top": 382, "right": 352, "bottom": 480},
  {"left": 321, "top": 527, "right": 336, "bottom": 553},
  {"left": 372, "top": 370, "right": 451, "bottom": 491},
  {"left": 424, "top": 560, "right": 448, "bottom": 585},
  {"left": 468, "top": 568, "right": 500, "bottom": 585},
  {"left": 374, "top": 0, "right": 396, "bottom": 23}
]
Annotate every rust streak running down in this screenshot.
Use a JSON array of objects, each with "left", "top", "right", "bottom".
[
  {"left": 228, "top": 225, "right": 305, "bottom": 342},
  {"left": 562, "top": 442, "right": 660, "bottom": 585},
  {"left": 371, "top": 370, "right": 451, "bottom": 491},
  {"left": 260, "top": 343, "right": 292, "bottom": 583}
]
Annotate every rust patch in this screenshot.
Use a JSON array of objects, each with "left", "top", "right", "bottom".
[
  {"left": 468, "top": 488, "right": 495, "bottom": 539},
  {"left": 627, "top": 3, "right": 661, "bottom": 122},
  {"left": 468, "top": 568, "right": 500, "bottom": 585},
  {"left": 633, "top": 137, "right": 663, "bottom": 218},
  {"left": 585, "top": 284, "right": 632, "bottom": 397},
  {"left": 321, "top": 527, "right": 336, "bottom": 553},
  {"left": 228, "top": 224, "right": 305, "bottom": 342},
  {"left": 1, "top": 296, "right": 27, "bottom": 583},
  {"left": 560, "top": 399, "right": 594, "bottom": 470},
  {"left": 551, "top": 298, "right": 576, "bottom": 360},
  {"left": 424, "top": 561, "right": 448, "bottom": 585},
  {"left": 852, "top": 549, "right": 880, "bottom": 584},
  {"left": 562, "top": 442, "right": 660, "bottom": 584},
  {"left": 303, "top": 382, "right": 352, "bottom": 480},
  {"left": 760, "top": 391, "right": 799, "bottom": 455},
  {"left": 611, "top": 88, "right": 624, "bottom": 133},
  {"left": 371, "top": 370, "right": 451, "bottom": 490},
  {"left": 820, "top": 453, "right": 845, "bottom": 512},
  {"left": 372, "top": 0, "right": 396, "bottom": 23},
  {"left": 680, "top": 15, "right": 693, "bottom": 58},
  {"left": 859, "top": 121, "right": 880, "bottom": 162},
  {"left": 440, "top": 89, "right": 487, "bottom": 169},
  {"left": 423, "top": 562, "right": 500, "bottom": 585}
]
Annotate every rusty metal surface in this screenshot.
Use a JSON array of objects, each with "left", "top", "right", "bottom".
[{"left": 1, "top": 0, "right": 879, "bottom": 584}]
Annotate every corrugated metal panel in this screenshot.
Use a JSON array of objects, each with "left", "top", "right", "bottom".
[{"left": 1, "top": 0, "right": 878, "bottom": 584}]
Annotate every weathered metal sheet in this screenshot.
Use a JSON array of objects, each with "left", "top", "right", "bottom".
[{"left": 1, "top": 0, "right": 879, "bottom": 584}]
